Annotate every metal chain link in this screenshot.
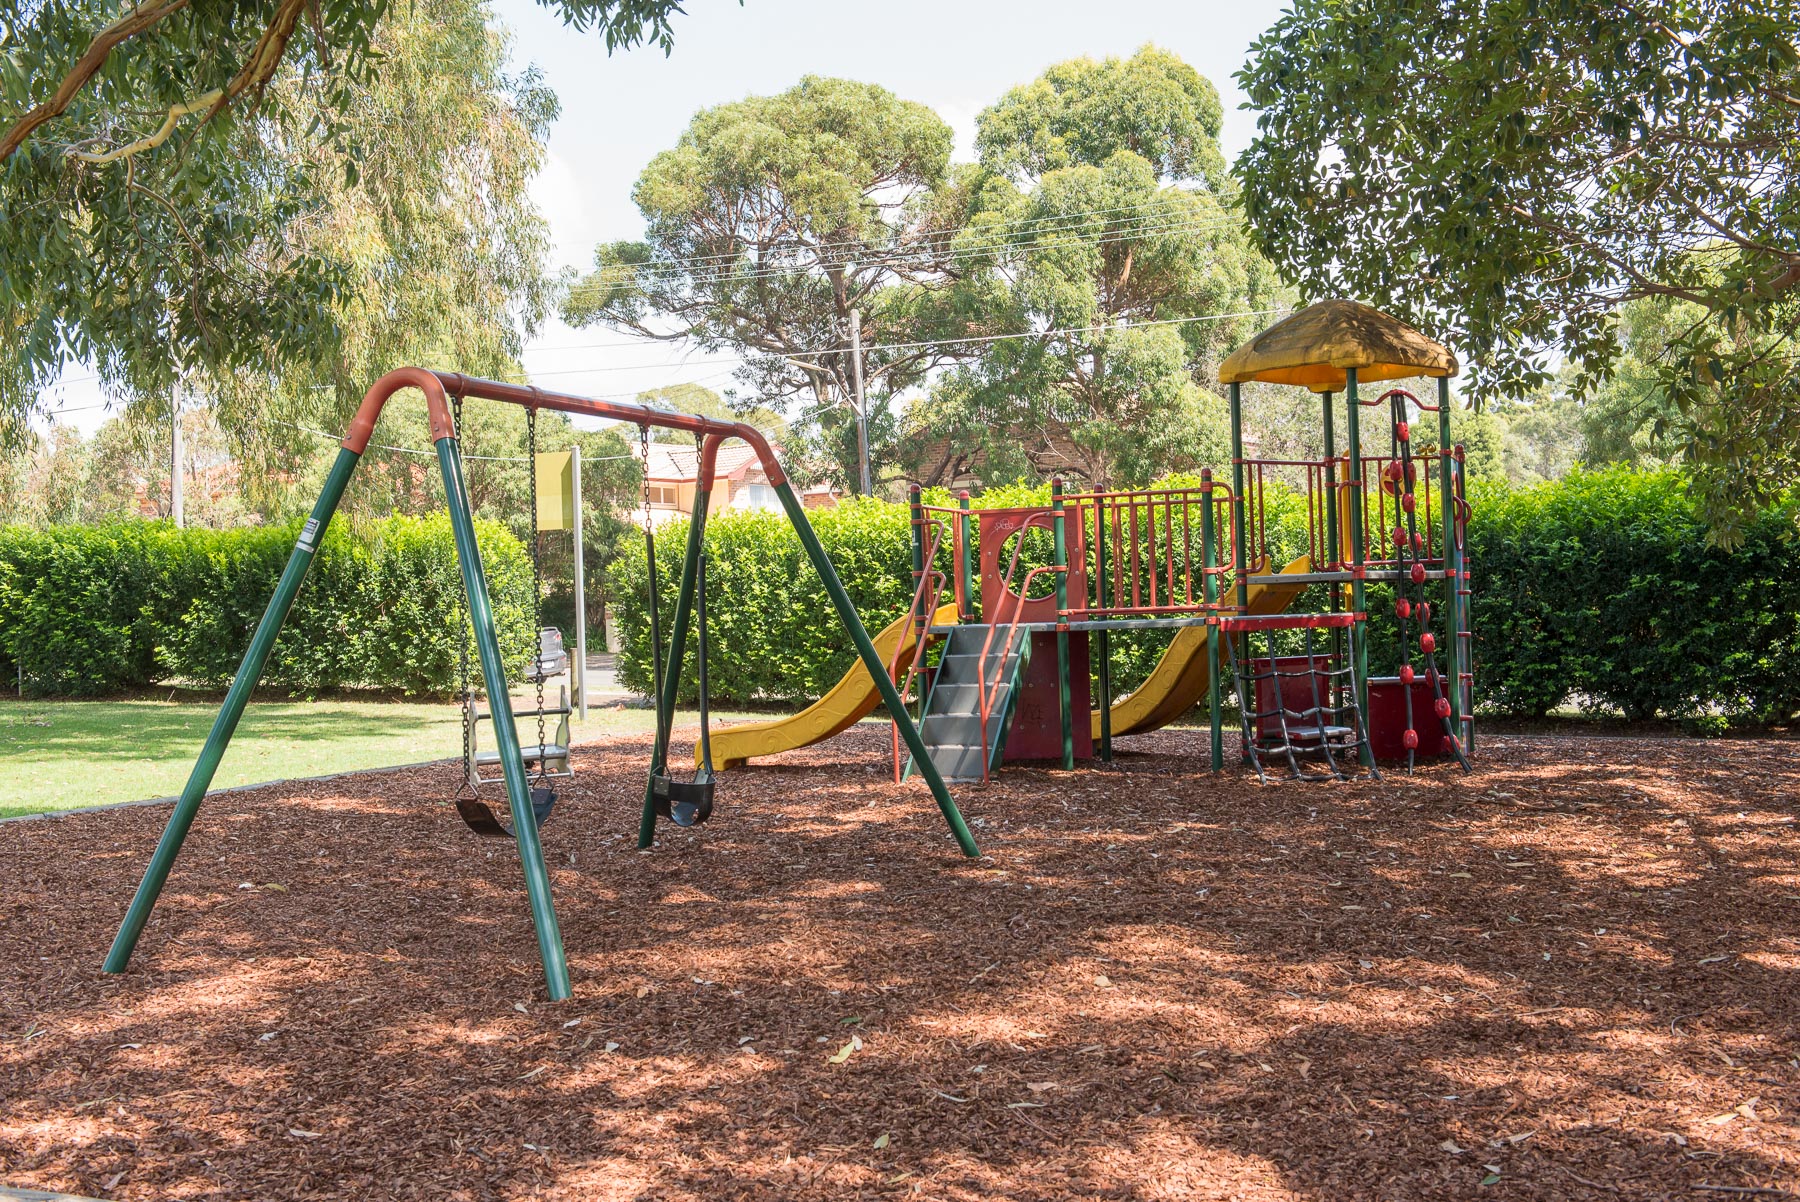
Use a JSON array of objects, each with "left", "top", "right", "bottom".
[{"left": 526, "top": 405, "right": 547, "bottom": 783}]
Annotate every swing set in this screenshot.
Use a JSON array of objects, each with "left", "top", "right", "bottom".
[{"left": 101, "top": 368, "right": 981, "bottom": 1002}]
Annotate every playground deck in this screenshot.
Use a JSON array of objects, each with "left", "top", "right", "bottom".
[{"left": 2, "top": 728, "right": 1796, "bottom": 1200}]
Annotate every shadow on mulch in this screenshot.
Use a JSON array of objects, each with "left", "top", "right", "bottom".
[{"left": 1, "top": 728, "right": 1797, "bottom": 1201}]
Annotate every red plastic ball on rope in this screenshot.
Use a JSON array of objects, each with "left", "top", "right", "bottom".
[
  {"left": 1396, "top": 420, "right": 1411, "bottom": 443},
  {"left": 1435, "top": 697, "right": 1452, "bottom": 719},
  {"left": 1420, "top": 632, "right": 1437, "bottom": 653},
  {"left": 1400, "top": 663, "right": 1415, "bottom": 684},
  {"left": 1412, "top": 532, "right": 1426, "bottom": 553},
  {"left": 1410, "top": 562, "right": 1427, "bottom": 584},
  {"left": 1382, "top": 461, "right": 1405, "bottom": 493},
  {"left": 1393, "top": 525, "right": 1408, "bottom": 547},
  {"left": 1427, "top": 666, "right": 1440, "bottom": 687},
  {"left": 1418, "top": 602, "right": 1432, "bottom": 625},
  {"left": 1401, "top": 492, "right": 1416, "bottom": 514},
  {"left": 1395, "top": 598, "right": 1412, "bottom": 619},
  {"left": 1441, "top": 735, "right": 1458, "bottom": 755},
  {"left": 1403, "top": 728, "right": 1420, "bottom": 750}
]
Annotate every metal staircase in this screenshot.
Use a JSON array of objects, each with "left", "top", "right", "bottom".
[{"left": 907, "top": 625, "right": 1030, "bottom": 783}]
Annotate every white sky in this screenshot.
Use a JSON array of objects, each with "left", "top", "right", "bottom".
[{"left": 43, "top": 0, "right": 1290, "bottom": 435}]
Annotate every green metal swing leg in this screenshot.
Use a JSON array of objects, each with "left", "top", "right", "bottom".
[{"left": 104, "top": 446, "right": 363, "bottom": 976}]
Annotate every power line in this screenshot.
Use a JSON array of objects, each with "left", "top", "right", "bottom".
[{"left": 563, "top": 212, "right": 1248, "bottom": 295}]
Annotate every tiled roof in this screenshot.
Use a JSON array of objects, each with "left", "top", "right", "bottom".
[{"left": 643, "top": 441, "right": 764, "bottom": 483}]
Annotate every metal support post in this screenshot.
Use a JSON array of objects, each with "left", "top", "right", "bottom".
[
  {"left": 1201, "top": 469, "right": 1222, "bottom": 772},
  {"left": 105, "top": 447, "right": 361, "bottom": 975},
  {"left": 1094, "top": 494, "right": 1112, "bottom": 762},
  {"left": 1345, "top": 368, "right": 1373, "bottom": 768},
  {"left": 1437, "top": 376, "right": 1459, "bottom": 733},
  {"left": 773, "top": 481, "right": 980, "bottom": 857},
  {"left": 1051, "top": 478, "right": 1073, "bottom": 770},
  {"left": 956, "top": 491, "right": 974, "bottom": 621},
  {"left": 571, "top": 443, "right": 587, "bottom": 720},
  {"left": 441, "top": 435, "right": 571, "bottom": 999}
]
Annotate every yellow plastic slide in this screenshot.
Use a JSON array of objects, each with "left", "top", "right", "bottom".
[
  {"left": 1091, "top": 555, "right": 1316, "bottom": 740},
  {"left": 703, "top": 604, "right": 960, "bottom": 769}
]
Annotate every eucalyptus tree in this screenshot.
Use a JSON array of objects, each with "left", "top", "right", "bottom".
[
  {"left": 562, "top": 76, "right": 980, "bottom": 492},
  {"left": 910, "top": 47, "right": 1280, "bottom": 490},
  {"left": 1237, "top": 0, "right": 1800, "bottom": 539},
  {"left": 0, "top": 0, "right": 686, "bottom": 445}
]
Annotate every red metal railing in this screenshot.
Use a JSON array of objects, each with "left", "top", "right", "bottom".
[
  {"left": 1061, "top": 484, "right": 1236, "bottom": 619},
  {"left": 889, "top": 512, "right": 954, "bottom": 780}
]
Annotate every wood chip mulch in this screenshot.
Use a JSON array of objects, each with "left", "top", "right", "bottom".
[{"left": 2, "top": 727, "right": 1797, "bottom": 1201}]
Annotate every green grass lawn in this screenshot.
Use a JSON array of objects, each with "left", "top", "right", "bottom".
[{"left": 0, "top": 694, "right": 758, "bottom": 819}]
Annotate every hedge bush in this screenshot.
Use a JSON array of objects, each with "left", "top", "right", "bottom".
[
  {"left": 1465, "top": 467, "right": 1800, "bottom": 723},
  {"left": 0, "top": 515, "right": 532, "bottom": 697},
  {"left": 608, "top": 467, "right": 1800, "bottom": 724}
]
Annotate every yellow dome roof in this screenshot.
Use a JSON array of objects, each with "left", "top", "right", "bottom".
[{"left": 1219, "top": 299, "right": 1458, "bottom": 392}]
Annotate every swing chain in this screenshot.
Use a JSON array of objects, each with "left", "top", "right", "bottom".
[
  {"left": 527, "top": 404, "right": 547, "bottom": 784},
  {"left": 452, "top": 392, "right": 477, "bottom": 801}
]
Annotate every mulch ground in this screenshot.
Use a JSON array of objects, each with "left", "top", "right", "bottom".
[{"left": 2, "top": 727, "right": 1797, "bottom": 1201}]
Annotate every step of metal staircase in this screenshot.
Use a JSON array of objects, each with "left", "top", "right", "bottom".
[{"left": 908, "top": 626, "right": 1029, "bottom": 783}]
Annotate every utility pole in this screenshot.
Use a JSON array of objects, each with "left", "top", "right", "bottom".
[
  {"left": 170, "top": 393, "right": 184, "bottom": 528},
  {"left": 849, "top": 307, "right": 872, "bottom": 496}
]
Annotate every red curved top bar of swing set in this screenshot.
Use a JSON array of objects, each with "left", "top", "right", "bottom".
[{"left": 340, "top": 368, "right": 787, "bottom": 488}]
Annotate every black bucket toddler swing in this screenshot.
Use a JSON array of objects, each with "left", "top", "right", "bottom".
[{"left": 637, "top": 422, "right": 717, "bottom": 828}]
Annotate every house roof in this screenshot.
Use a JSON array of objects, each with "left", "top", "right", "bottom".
[
  {"left": 643, "top": 441, "right": 764, "bottom": 483},
  {"left": 1218, "top": 299, "right": 1458, "bottom": 393}
]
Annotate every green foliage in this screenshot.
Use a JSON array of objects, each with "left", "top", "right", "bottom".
[
  {"left": 607, "top": 500, "right": 916, "bottom": 705},
  {"left": 976, "top": 44, "right": 1227, "bottom": 186},
  {"left": 0, "top": 515, "right": 531, "bottom": 697},
  {"left": 1465, "top": 467, "right": 1800, "bottom": 723},
  {"left": 908, "top": 49, "right": 1279, "bottom": 491},
  {"left": 602, "top": 467, "right": 1800, "bottom": 727},
  {"left": 2, "top": 0, "right": 682, "bottom": 449},
  {"left": 1235, "top": 0, "right": 1800, "bottom": 541},
  {"left": 564, "top": 76, "right": 971, "bottom": 493}
]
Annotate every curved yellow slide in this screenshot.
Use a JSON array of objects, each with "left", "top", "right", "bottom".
[
  {"left": 1091, "top": 554, "right": 1316, "bottom": 740},
  {"left": 703, "top": 604, "right": 960, "bottom": 768}
]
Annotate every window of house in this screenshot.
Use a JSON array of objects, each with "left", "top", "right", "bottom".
[{"left": 646, "top": 484, "right": 678, "bottom": 507}]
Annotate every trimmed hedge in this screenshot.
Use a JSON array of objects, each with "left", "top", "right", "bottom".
[
  {"left": 0, "top": 515, "right": 532, "bottom": 697},
  {"left": 609, "top": 467, "right": 1800, "bottom": 724},
  {"left": 1465, "top": 467, "right": 1800, "bottom": 723}
]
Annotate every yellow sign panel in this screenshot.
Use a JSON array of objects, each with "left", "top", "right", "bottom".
[{"left": 534, "top": 451, "right": 575, "bottom": 532}]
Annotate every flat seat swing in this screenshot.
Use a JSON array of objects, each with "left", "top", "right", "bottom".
[{"left": 453, "top": 403, "right": 575, "bottom": 839}]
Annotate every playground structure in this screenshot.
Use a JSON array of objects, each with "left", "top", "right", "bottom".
[
  {"left": 102, "top": 368, "right": 983, "bottom": 1003},
  {"left": 709, "top": 299, "right": 1475, "bottom": 784},
  {"left": 99, "top": 300, "right": 1472, "bottom": 1005}
]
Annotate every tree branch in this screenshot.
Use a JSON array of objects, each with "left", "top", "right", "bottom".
[
  {"left": 0, "top": 0, "right": 194, "bottom": 163},
  {"left": 66, "top": 88, "right": 222, "bottom": 164}
]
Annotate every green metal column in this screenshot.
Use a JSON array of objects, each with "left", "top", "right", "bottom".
[
  {"left": 1094, "top": 494, "right": 1112, "bottom": 762},
  {"left": 105, "top": 447, "right": 362, "bottom": 975},
  {"left": 908, "top": 485, "right": 926, "bottom": 615},
  {"left": 957, "top": 491, "right": 974, "bottom": 621},
  {"left": 1201, "top": 469, "right": 1222, "bottom": 772},
  {"left": 638, "top": 480, "right": 710, "bottom": 849},
  {"left": 1051, "top": 479, "right": 1073, "bottom": 770},
  {"left": 1437, "top": 376, "right": 1460, "bottom": 733},
  {"left": 440, "top": 436, "right": 571, "bottom": 1001},
  {"left": 1345, "top": 368, "right": 1373, "bottom": 768},
  {"left": 1322, "top": 389, "right": 1345, "bottom": 723},
  {"left": 773, "top": 480, "right": 980, "bottom": 857},
  {"left": 1228, "top": 382, "right": 1250, "bottom": 761}
]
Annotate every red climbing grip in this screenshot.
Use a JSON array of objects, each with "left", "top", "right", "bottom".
[
  {"left": 1435, "top": 697, "right": 1452, "bottom": 718},
  {"left": 1403, "top": 728, "right": 1420, "bottom": 750},
  {"left": 1441, "top": 735, "right": 1459, "bottom": 755},
  {"left": 1393, "top": 526, "right": 1407, "bottom": 547},
  {"left": 1410, "top": 563, "right": 1427, "bottom": 584},
  {"left": 1395, "top": 598, "right": 1411, "bottom": 619},
  {"left": 1420, "top": 632, "right": 1437, "bottom": 653},
  {"left": 1396, "top": 420, "right": 1411, "bottom": 442},
  {"left": 1401, "top": 492, "right": 1416, "bottom": 514},
  {"left": 1419, "top": 602, "right": 1432, "bottom": 625},
  {"left": 1400, "top": 664, "right": 1415, "bottom": 684}
]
